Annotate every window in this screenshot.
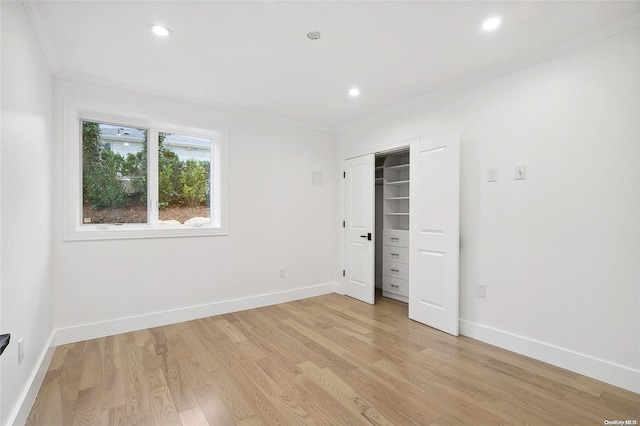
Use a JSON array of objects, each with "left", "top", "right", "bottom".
[
  {"left": 82, "top": 122, "right": 148, "bottom": 224},
  {"left": 63, "top": 100, "right": 227, "bottom": 240}
]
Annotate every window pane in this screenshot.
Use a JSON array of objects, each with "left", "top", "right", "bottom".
[
  {"left": 82, "top": 121, "right": 148, "bottom": 224},
  {"left": 158, "top": 132, "right": 211, "bottom": 225}
]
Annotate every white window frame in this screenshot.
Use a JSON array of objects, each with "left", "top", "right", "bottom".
[{"left": 62, "top": 98, "right": 228, "bottom": 241}]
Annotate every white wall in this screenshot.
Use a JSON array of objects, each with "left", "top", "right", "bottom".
[
  {"left": 337, "top": 29, "right": 640, "bottom": 392},
  {"left": 1, "top": 2, "right": 55, "bottom": 425},
  {"left": 52, "top": 79, "right": 338, "bottom": 341}
]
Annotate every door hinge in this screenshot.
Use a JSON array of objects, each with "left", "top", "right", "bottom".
[
  {"left": 343, "top": 220, "right": 345, "bottom": 228},
  {"left": 342, "top": 270, "right": 345, "bottom": 277},
  {"left": 343, "top": 171, "right": 346, "bottom": 178}
]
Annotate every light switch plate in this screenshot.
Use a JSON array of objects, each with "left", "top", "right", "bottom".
[
  {"left": 477, "top": 283, "right": 487, "bottom": 298},
  {"left": 312, "top": 172, "right": 323, "bottom": 185},
  {"left": 515, "top": 164, "right": 526, "bottom": 180}
]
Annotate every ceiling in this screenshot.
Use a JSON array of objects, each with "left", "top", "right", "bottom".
[{"left": 29, "top": 1, "right": 640, "bottom": 131}]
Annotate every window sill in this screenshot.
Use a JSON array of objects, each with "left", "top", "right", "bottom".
[{"left": 63, "top": 224, "right": 228, "bottom": 241}]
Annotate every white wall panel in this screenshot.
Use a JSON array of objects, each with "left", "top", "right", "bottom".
[
  {"left": 1, "top": 2, "right": 54, "bottom": 424},
  {"left": 52, "top": 79, "right": 338, "bottom": 333},
  {"left": 337, "top": 28, "right": 640, "bottom": 391}
]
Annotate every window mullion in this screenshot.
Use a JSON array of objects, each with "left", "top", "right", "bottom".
[{"left": 148, "top": 128, "right": 159, "bottom": 226}]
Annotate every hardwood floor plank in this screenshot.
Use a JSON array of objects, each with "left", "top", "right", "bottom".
[
  {"left": 234, "top": 417, "right": 263, "bottom": 426},
  {"left": 133, "top": 329, "right": 154, "bottom": 348},
  {"left": 212, "top": 318, "right": 248, "bottom": 343},
  {"left": 283, "top": 317, "right": 349, "bottom": 356},
  {"left": 162, "top": 353, "right": 199, "bottom": 413},
  {"left": 207, "top": 368, "right": 256, "bottom": 422},
  {"left": 192, "top": 384, "right": 236, "bottom": 426},
  {"left": 126, "top": 409, "right": 155, "bottom": 426},
  {"left": 205, "top": 335, "right": 308, "bottom": 424},
  {"left": 143, "top": 367, "right": 182, "bottom": 426},
  {"left": 178, "top": 357, "right": 216, "bottom": 390},
  {"left": 166, "top": 334, "right": 194, "bottom": 360},
  {"left": 59, "top": 341, "right": 87, "bottom": 425},
  {"left": 100, "top": 404, "right": 127, "bottom": 426},
  {"left": 72, "top": 385, "right": 102, "bottom": 426},
  {"left": 139, "top": 344, "right": 163, "bottom": 371},
  {"left": 294, "top": 374, "right": 371, "bottom": 426},
  {"left": 559, "top": 388, "right": 633, "bottom": 423},
  {"left": 255, "top": 357, "right": 322, "bottom": 416},
  {"left": 49, "top": 345, "right": 69, "bottom": 371},
  {"left": 180, "top": 327, "right": 222, "bottom": 373},
  {"left": 120, "top": 332, "right": 150, "bottom": 417},
  {"left": 26, "top": 376, "right": 64, "bottom": 426},
  {"left": 101, "top": 368, "right": 125, "bottom": 410},
  {"left": 178, "top": 406, "right": 209, "bottom": 426},
  {"left": 27, "top": 294, "right": 640, "bottom": 425},
  {"left": 102, "top": 335, "right": 121, "bottom": 371},
  {"left": 297, "top": 361, "right": 372, "bottom": 416},
  {"left": 598, "top": 390, "right": 640, "bottom": 417},
  {"left": 151, "top": 329, "right": 169, "bottom": 355}
]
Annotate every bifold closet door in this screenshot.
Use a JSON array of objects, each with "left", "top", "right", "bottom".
[
  {"left": 343, "top": 154, "right": 375, "bottom": 304},
  {"left": 409, "top": 133, "right": 460, "bottom": 335}
]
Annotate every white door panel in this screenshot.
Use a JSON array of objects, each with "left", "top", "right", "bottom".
[
  {"left": 409, "top": 133, "right": 460, "bottom": 335},
  {"left": 416, "top": 249, "right": 444, "bottom": 308},
  {"left": 344, "top": 154, "right": 375, "bottom": 304}
]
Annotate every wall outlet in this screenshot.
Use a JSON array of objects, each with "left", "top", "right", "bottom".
[
  {"left": 279, "top": 268, "right": 286, "bottom": 278},
  {"left": 18, "top": 338, "right": 24, "bottom": 364},
  {"left": 477, "top": 283, "right": 487, "bottom": 298}
]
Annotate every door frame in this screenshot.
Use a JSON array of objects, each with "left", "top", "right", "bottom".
[
  {"left": 339, "top": 133, "right": 460, "bottom": 333},
  {"left": 339, "top": 136, "right": 420, "bottom": 301}
]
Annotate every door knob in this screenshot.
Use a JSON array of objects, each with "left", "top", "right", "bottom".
[{"left": 360, "top": 233, "right": 372, "bottom": 241}]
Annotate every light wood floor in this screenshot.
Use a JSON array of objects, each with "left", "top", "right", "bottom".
[{"left": 27, "top": 293, "right": 639, "bottom": 425}]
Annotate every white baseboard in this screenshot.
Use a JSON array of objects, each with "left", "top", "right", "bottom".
[
  {"left": 8, "top": 331, "right": 56, "bottom": 426},
  {"left": 54, "top": 282, "right": 338, "bottom": 346},
  {"left": 459, "top": 319, "right": 640, "bottom": 394}
]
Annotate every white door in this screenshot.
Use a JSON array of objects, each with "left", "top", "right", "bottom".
[
  {"left": 343, "top": 154, "right": 375, "bottom": 304},
  {"left": 409, "top": 133, "right": 460, "bottom": 335}
]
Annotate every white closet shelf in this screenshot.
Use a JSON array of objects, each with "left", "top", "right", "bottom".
[
  {"left": 385, "top": 212, "right": 409, "bottom": 216},
  {"left": 385, "top": 180, "right": 410, "bottom": 185},
  {"left": 385, "top": 196, "right": 410, "bottom": 200},
  {"left": 385, "top": 164, "right": 409, "bottom": 170}
]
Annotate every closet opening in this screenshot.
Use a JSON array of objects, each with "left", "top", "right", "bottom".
[
  {"left": 375, "top": 147, "right": 410, "bottom": 303},
  {"left": 342, "top": 132, "right": 459, "bottom": 334}
]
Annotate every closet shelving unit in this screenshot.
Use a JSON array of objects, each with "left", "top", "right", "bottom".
[{"left": 382, "top": 151, "right": 410, "bottom": 302}]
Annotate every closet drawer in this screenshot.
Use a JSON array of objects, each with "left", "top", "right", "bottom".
[
  {"left": 383, "top": 276, "right": 408, "bottom": 297},
  {"left": 383, "top": 230, "right": 409, "bottom": 248},
  {"left": 382, "top": 261, "right": 409, "bottom": 281},
  {"left": 383, "top": 245, "right": 409, "bottom": 264}
]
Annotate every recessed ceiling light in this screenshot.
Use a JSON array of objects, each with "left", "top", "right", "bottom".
[
  {"left": 482, "top": 17, "right": 501, "bottom": 32},
  {"left": 151, "top": 25, "right": 171, "bottom": 37},
  {"left": 349, "top": 88, "right": 361, "bottom": 97}
]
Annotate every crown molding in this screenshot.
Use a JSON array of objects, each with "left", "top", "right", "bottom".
[
  {"left": 18, "top": 0, "right": 640, "bottom": 135},
  {"left": 337, "top": 13, "right": 640, "bottom": 134},
  {"left": 22, "top": 0, "right": 60, "bottom": 75},
  {"left": 21, "top": 0, "right": 333, "bottom": 134},
  {"left": 53, "top": 72, "right": 335, "bottom": 134}
]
